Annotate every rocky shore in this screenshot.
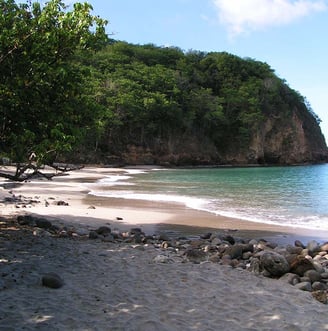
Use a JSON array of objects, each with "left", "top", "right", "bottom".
[{"left": 11, "top": 213, "right": 328, "bottom": 305}]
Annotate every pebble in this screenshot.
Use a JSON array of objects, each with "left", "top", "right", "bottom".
[{"left": 42, "top": 273, "right": 64, "bottom": 289}]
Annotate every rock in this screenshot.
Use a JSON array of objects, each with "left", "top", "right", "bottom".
[
  {"left": 294, "top": 240, "right": 306, "bottom": 249},
  {"left": 286, "top": 245, "right": 303, "bottom": 255},
  {"left": 209, "top": 254, "right": 221, "bottom": 263},
  {"left": 132, "top": 233, "right": 143, "bottom": 244},
  {"left": 158, "top": 233, "right": 170, "bottom": 241},
  {"left": 211, "top": 237, "right": 222, "bottom": 246},
  {"left": 242, "top": 252, "right": 253, "bottom": 260},
  {"left": 294, "top": 281, "right": 312, "bottom": 291},
  {"left": 279, "top": 273, "right": 300, "bottom": 285},
  {"left": 56, "top": 200, "right": 69, "bottom": 206},
  {"left": 17, "top": 215, "right": 34, "bottom": 225},
  {"left": 312, "top": 290, "right": 328, "bottom": 304},
  {"left": 224, "top": 244, "right": 243, "bottom": 259},
  {"left": 289, "top": 256, "right": 315, "bottom": 276},
  {"left": 101, "top": 234, "right": 115, "bottom": 242},
  {"left": 312, "top": 281, "right": 327, "bottom": 291},
  {"left": 96, "top": 226, "right": 111, "bottom": 236},
  {"left": 320, "top": 242, "right": 328, "bottom": 252},
  {"left": 42, "top": 273, "right": 64, "bottom": 289},
  {"left": 248, "top": 258, "right": 261, "bottom": 274},
  {"left": 304, "top": 269, "right": 322, "bottom": 283},
  {"left": 241, "top": 243, "right": 254, "bottom": 253},
  {"left": 200, "top": 232, "right": 212, "bottom": 240},
  {"left": 221, "top": 235, "right": 235, "bottom": 245},
  {"left": 307, "top": 240, "right": 321, "bottom": 256},
  {"left": 184, "top": 248, "right": 207, "bottom": 264},
  {"left": 260, "top": 251, "right": 290, "bottom": 277},
  {"left": 75, "top": 228, "right": 90, "bottom": 236},
  {"left": 130, "top": 227, "right": 142, "bottom": 234}
]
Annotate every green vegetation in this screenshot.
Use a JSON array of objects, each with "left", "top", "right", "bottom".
[
  {"left": 0, "top": 0, "right": 324, "bottom": 170},
  {"left": 0, "top": 0, "right": 107, "bottom": 165}
]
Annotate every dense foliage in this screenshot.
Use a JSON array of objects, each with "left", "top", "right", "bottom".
[
  {"left": 0, "top": 0, "right": 107, "bottom": 164},
  {"left": 77, "top": 41, "right": 319, "bottom": 161},
  {"left": 0, "top": 0, "right": 324, "bottom": 167}
]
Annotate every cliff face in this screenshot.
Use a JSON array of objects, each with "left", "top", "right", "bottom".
[
  {"left": 224, "top": 106, "right": 328, "bottom": 165},
  {"left": 104, "top": 105, "right": 328, "bottom": 166}
]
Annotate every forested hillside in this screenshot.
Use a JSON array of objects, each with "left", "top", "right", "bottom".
[
  {"left": 74, "top": 41, "right": 327, "bottom": 165},
  {"left": 1, "top": 0, "right": 327, "bottom": 167}
]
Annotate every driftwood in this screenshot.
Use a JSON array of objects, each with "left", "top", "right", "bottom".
[{"left": 0, "top": 162, "right": 84, "bottom": 182}]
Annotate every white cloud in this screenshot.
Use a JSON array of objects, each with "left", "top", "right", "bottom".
[{"left": 213, "top": 0, "right": 327, "bottom": 36}]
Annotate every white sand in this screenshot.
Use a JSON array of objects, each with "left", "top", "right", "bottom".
[{"left": 1, "top": 167, "right": 328, "bottom": 330}]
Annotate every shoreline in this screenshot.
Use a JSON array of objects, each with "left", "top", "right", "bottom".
[
  {"left": 2, "top": 166, "right": 328, "bottom": 330},
  {"left": 1, "top": 166, "right": 328, "bottom": 245}
]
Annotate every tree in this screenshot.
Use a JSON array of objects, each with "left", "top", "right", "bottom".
[{"left": 0, "top": 0, "right": 108, "bottom": 180}]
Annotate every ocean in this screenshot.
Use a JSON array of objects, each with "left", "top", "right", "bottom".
[{"left": 89, "top": 164, "right": 328, "bottom": 231}]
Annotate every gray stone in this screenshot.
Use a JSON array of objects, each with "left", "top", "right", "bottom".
[
  {"left": 312, "top": 260, "right": 325, "bottom": 274},
  {"left": 224, "top": 244, "right": 243, "bottom": 259},
  {"left": 304, "top": 269, "right": 322, "bottom": 283},
  {"left": 260, "top": 251, "right": 290, "bottom": 277},
  {"left": 96, "top": 226, "right": 111, "bottom": 236},
  {"left": 101, "top": 234, "right": 115, "bottom": 242},
  {"left": 294, "top": 240, "right": 306, "bottom": 249},
  {"left": 42, "top": 273, "right": 64, "bottom": 289},
  {"left": 279, "top": 273, "right": 300, "bottom": 285},
  {"left": 184, "top": 248, "right": 207, "bottom": 264},
  {"left": 242, "top": 251, "right": 253, "bottom": 260},
  {"left": 211, "top": 237, "right": 222, "bottom": 246},
  {"left": 294, "top": 281, "right": 312, "bottom": 291},
  {"left": 312, "top": 281, "right": 327, "bottom": 291},
  {"left": 75, "top": 228, "right": 89, "bottom": 236},
  {"left": 307, "top": 240, "right": 320, "bottom": 255},
  {"left": 286, "top": 245, "right": 303, "bottom": 255}
]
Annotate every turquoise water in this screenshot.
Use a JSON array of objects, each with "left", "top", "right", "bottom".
[{"left": 90, "top": 165, "right": 328, "bottom": 230}]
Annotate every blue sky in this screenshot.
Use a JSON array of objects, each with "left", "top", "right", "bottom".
[{"left": 71, "top": 0, "right": 328, "bottom": 141}]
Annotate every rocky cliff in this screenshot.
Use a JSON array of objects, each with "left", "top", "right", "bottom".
[{"left": 104, "top": 104, "right": 328, "bottom": 166}]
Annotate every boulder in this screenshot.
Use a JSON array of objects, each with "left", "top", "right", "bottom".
[
  {"left": 260, "top": 251, "right": 290, "bottom": 277},
  {"left": 279, "top": 272, "right": 300, "bottom": 285},
  {"left": 294, "top": 240, "right": 306, "bottom": 249},
  {"left": 96, "top": 226, "right": 111, "bottom": 236},
  {"left": 312, "top": 281, "right": 327, "bottom": 291},
  {"left": 184, "top": 248, "right": 207, "bottom": 264},
  {"left": 294, "top": 281, "right": 312, "bottom": 291},
  {"left": 307, "top": 240, "right": 321, "bottom": 256},
  {"left": 289, "top": 256, "right": 315, "bottom": 276},
  {"left": 223, "top": 244, "right": 244, "bottom": 259},
  {"left": 304, "top": 269, "right": 322, "bottom": 283}
]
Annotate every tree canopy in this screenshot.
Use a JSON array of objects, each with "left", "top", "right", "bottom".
[
  {"left": 0, "top": 0, "right": 108, "bottom": 166},
  {"left": 0, "top": 1, "right": 325, "bottom": 172}
]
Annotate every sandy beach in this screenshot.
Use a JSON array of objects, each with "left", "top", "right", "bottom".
[{"left": 1, "top": 166, "right": 328, "bottom": 330}]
